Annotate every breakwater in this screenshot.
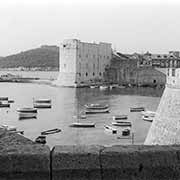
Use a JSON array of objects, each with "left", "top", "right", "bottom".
[{"left": 1, "top": 129, "right": 180, "bottom": 180}]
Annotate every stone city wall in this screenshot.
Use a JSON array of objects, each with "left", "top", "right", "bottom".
[{"left": 2, "top": 129, "right": 180, "bottom": 180}]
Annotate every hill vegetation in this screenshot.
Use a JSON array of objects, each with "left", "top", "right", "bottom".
[{"left": 0, "top": 45, "right": 59, "bottom": 70}]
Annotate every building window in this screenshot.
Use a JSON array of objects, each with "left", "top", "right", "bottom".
[
  {"left": 93, "top": 72, "right": 95, "bottom": 76},
  {"left": 79, "top": 54, "right": 81, "bottom": 58},
  {"left": 99, "top": 72, "right": 102, "bottom": 76},
  {"left": 167, "top": 68, "right": 169, "bottom": 76},
  {"left": 86, "top": 54, "right": 88, "bottom": 58},
  {"left": 79, "top": 73, "right": 81, "bottom": 77},
  {"left": 172, "top": 68, "right": 175, "bottom": 76},
  {"left": 107, "top": 56, "right": 109, "bottom": 59},
  {"left": 86, "top": 72, "right": 88, "bottom": 76},
  {"left": 64, "top": 64, "right": 66, "bottom": 68}
]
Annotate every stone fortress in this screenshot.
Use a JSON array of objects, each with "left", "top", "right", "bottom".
[
  {"left": 145, "top": 68, "right": 180, "bottom": 145},
  {"left": 55, "top": 39, "right": 112, "bottom": 87}
]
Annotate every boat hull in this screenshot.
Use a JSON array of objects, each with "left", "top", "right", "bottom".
[
  {"left": 18, "top": 112, "right": 37, "bottom": 119},
  {"left": 70, "top": 123, "right": 95, "bottom": 128},
  {"left": 130, "top": 107, "right": 145, "bottom": 112},
  {"left": 112, "top": 121, "right": 132, "bottom": 126},
  {"left": 33, "top": 103, "right": 52, "bottom": 108},
  {"left": 85, "top": 108, "right": 109, "bottom": 114}
]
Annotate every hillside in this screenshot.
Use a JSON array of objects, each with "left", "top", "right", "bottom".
[{"left": 0, "top": 45, "right": 59, "bottom": 70}]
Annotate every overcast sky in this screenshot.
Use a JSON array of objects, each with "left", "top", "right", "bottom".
[{"left": 0, "top": 0, "right": 180, "bottom": 56}]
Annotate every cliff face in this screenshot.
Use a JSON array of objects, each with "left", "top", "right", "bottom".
[{"left": 0, "top": 46, "right": 59, "bottom": 69}]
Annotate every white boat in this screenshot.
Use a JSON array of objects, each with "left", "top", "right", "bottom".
[
  {"left": 90, "top": 85, "right": 99, "bottom": 89},
  {"left": 33, "top": 99, "right": 51, "bottom": 108},
  {"left": 17, "top": 108, "right": 37, "bottom": 113},
  {"left": 85, "top": 103, "right": 109, "bottom": 110},
  {"left": 85, "top": 108, "right": 109, "bottom": 114},
  {"left": 112, "top": 121, "right": 132, "bottom": 126},
  {"left": 70, "top": 122, "right": 95, "bottom": 128},
  {"left": 130, "top": 107, "right": 145, "bottom": 112},
  {"left": 0, "top": 124, "right": 17, "bottom": 131},
  {"left": 112, "top": 115, "right": 128, "bottom": 120},
  {"left": 141, "top": 110, "right": 156, "bottom": 117},
  {"left": 99, "top": 85, "right": 108, "bottom": 90},
  {"left": 104, "top": 125, "right": 117, "bottom": 134},
  {"left": 142, "top": 115, "right": 153, "bottom": 122},
  {"left": 18, "top": 112, "right": 37, "bottom": 119}
]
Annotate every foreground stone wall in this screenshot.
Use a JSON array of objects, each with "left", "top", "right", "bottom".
[{"left": 2, "top": 128, "right": 180, "bottom": 180}]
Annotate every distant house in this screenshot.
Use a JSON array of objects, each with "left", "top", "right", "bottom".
[{"left": 139, "top": 51, "right": 180, "bottom": 68}]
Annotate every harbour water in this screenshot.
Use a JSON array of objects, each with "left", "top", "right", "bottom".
[{"left": 0, "top": 71, "right": 163, "bottom": 148}]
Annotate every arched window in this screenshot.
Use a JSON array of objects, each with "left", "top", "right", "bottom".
[{"left": 86, "top": 72, "right": 88, "bottom": 76}]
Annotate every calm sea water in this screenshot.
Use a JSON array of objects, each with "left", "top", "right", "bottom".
[{"left": 0, "top": 71, "right": 163, "bottom": 148}]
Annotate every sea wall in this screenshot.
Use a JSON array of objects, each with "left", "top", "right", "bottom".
[{"left": 2, "top": 129, "right": 180, "bottom": 180}]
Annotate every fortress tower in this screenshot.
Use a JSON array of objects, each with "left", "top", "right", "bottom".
[
  {"left": 54, "top": 39, "right": 112, "bottom": 87},
  {"left": 145, "top": 68, "right": 180, "bottom": 145}
]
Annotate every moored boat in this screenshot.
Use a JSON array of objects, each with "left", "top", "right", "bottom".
[
  {"left": 70, "top": 122, "right": 95, "bottom": 128},
  {"left": 99, "top": 85, "right": 108, "bottom": 90},
  {"left": 18, "top": 112, "right": 37, "bottom": 119},
  {"left": 34, "top": 99, "right": 51, "bottom": 103},
  {"left": 35, "top": 135, "right": 46, "bottom": 144},
  {"left": 112, "top": 121, "right": 132, "bottom": 126},
  {"left": 85, "top": 108, "right": 109, "bottom": 114},
  {"left": 0, "top": 97, "right": 8, "bottom": 101},
  {"left": 8, "top": 100, "right": 14, "bottom": 103},
  {"left": 141, "top": 110, "right": 156, "bottom": 117},
  {"left": 142, "top": 115, "right": 153, "bottom": 122},
  {"left": 0, "top": 102, "right": 10, "bottom": 108},
  {"left": 104, "top": 125, "right": 117, "bottom": 134},
  {"left": 85, "top": 103, "right": 109, "bottom": 110},
  {"left": 122, "top": 128, "right": 130, "bottom": 136},
  {"left": 33, "top": 98, "right": 52, "bottom": 108},
  {"left": 41, "top": 128, "right": 61, "bottom": 135},
  {"left": 112, "top": 115, "right": 128, "bottom": 121},
  {"left": 130, "top": 107, "right": 145, "bottom": 112},
  {"left": 0, "top": 124, "right": 17, "bottom": 131},
  {"left": 90, "top": 85, "right": 99, "bottom": 89},
  {"left": 17, "top": 107, "right": 37, "bottom": 113}
]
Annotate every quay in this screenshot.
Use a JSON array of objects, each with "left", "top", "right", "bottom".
[{"left": 1, "top": 128, "right": 180, "bottom": 180}]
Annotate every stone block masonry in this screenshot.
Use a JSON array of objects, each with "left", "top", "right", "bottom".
[
  {"left": 2, "top": 128, "right": 180, "bottom": 180},
  {"left": 51, "top": 145, "right": 102, "bottom": 180}
]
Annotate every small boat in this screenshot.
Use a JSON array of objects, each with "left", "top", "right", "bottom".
[
  {"left": 85, "top": 104, "right": 109, "bottom": 110},
  {"left": 35, "top": 135, "right": 46, "bottom": 144},
  {"left": 18, "top": 112, "right": 37, "bottom": 119},
  {"left": 104, "top": 125, "right": 117, "bottom": 134},
  {"left": 33, "top": 99, "right": 51, "bottom": 108},
  {"left": 141, "top": 110, "right": 156, "bottom": 117},
  {"left": 8, "top": 100, "right": 14, "bottom": 103},
  {"left": 122, "top": 128, "right": 130, "bottom": 136},
  {"left": 0, "top": 97, "right": 8, "bottom": 101},
  {"left": 90, "top": 85, "right": 99, "bottom": 89},
  {"left": 0, "top": 124, "right": 17, "bottom": 131},
  {"left": 99, "top": 85, "right": 108, "bottom": 90},
  {"left": 112, "top": 121, "right": 132, "bottom": 126},
  {"left": 0, "top": 102, "right": 10, "bottom": 108},
  {"left": 70, "top": 122, "right": 95, "bottom": 128},
  {"left": 130, "top": 107, "right": 145, "bottom": 112},
  {"left": 112, "top": 115, "right": 128, "bottom": 121},
  {"left": 142, "top": 115, "right": 153, "bottom": 122},
  {"left": 33, "top": 99, "right": 51, "bottom": 103},
  {"left": 17, "top": 108, "right": 37, "bottom": 113},
  {"left": 41, "top": 128, "right": 61, "bottom": 135},
  {"left": 85, "top": 108, "right": 109, "bottom": 114}
]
